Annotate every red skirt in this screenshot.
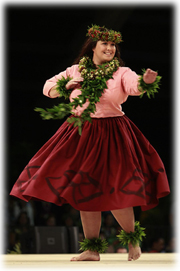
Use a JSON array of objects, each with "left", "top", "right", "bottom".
[{"left": 10, "top": 115, "right": 170, "bottom": 211}]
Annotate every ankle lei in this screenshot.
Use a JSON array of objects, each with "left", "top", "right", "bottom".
[
  {"left": 79, "top": 237, "right": 108, "bottom": 253},
  {"left": 117, "top": 221, "right": 146, "bottom": 247},
  {"left": 78, "top": 221, "right": 146, "bottom": 253}
]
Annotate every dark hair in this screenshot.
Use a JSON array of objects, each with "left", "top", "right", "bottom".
[{"left": 73, "top": 37, "right": 124, "bottom": 66}]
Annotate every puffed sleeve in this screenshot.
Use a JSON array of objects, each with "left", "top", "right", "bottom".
[
  {"left": 121, "top": 68, "right": 142, "bottom": 96},
  {"left": 43, "top": 66, "right": 76, "bottom": 98}
]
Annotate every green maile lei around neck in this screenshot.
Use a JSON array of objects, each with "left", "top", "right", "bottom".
[
  {"left": 35, "top": 56, "right": 161, "bottom": 135},
  {"left": 35, "top": 56, "right": 120, "bottom": 135}
]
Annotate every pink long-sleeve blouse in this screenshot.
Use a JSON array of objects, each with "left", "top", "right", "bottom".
[{"left": 43, "top": 64, "right": 141, "bottom": 118}]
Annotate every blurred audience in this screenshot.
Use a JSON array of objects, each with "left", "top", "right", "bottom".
[
  {"left": 34, "top": 202, "right": 56, "bottom": 225},
  {"left": 8, "top": 211, "right": 31, "bottom": 251},
  {"left": 8, "top": 198, "right": 34, "bottom": 226},
  {"left": 148, "top": 237, "right": 165, "bottom": 253},
  {"left": 165, "top": 237, "right": 175, "bottom": 252},
  {"left": 116, "top": 247, "right": 128, "bottom": 253},
  {"left": 45, "top": 214, "right": 57, "bottom": 226},
  {"left": 6, "top": 198, "right": 174, "bottom": 254}
]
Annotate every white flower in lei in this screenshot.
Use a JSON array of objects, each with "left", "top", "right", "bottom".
[
  {"left": 78, "top": 56, "right": 119, "bottom": 80},
  {"left": 63, "top": 56, "right": 120, "bottom": 134},
  {"left": 35, "top": 56, "right": 120, "bottom": 136},
  {"left": 35, "top": 25, "right": 161, "bottom": 136}
]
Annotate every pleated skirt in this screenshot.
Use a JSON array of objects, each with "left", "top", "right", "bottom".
[{"left": 10, "top": 115, "right": 170, "bottom": 211}]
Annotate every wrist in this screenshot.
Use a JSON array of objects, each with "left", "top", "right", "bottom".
[
  {"left": 138, "top": 68, "right": 161, "bottom": 98},
  {"left": 56, "top": 76, "right": 73, "bottom": 99}
]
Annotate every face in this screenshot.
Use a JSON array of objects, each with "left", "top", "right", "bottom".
[{"left": 92, "top": 40, "right": 116, "bottom": 65}]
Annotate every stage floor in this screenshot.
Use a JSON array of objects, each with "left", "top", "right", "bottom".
[{"left": 2, "top": 253, "right": 178, "bottom": 269}]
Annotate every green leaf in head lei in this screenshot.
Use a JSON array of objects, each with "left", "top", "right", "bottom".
[
  {"left": 87, "top": 24, "right": 123, "bottom": 44},
  {"left": 35, "top": 23, "right": 161, "bottom": 135}
]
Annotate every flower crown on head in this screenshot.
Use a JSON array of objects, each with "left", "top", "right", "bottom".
[{"left": 87, "top": 24, "right": 123, "bottom": 44}]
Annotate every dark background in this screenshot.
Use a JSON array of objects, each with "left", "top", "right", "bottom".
[{"left": 5, "top": 3, "right": 174, "bottom": 252}]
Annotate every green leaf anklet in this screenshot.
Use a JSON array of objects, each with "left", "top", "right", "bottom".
[
  {"left": 138, "top": 68, "right": 162, "bottom": 98},
  {"left": 117, "top": 221, "right": 146, "bottom": 248},
  {"left": 79, "top": 237, "right": 108, "bottom": 253}
]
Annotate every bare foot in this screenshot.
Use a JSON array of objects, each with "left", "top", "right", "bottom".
[
  {"left": 70, "top": 250, "right": 100, "bottom": 261},
  {"left": 128, "top": 243, "right": 141, "bottom": 261}
]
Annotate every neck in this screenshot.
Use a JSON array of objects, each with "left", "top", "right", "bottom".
[{"left": 92, "top": 56, "right": 105, "bottom": 66}]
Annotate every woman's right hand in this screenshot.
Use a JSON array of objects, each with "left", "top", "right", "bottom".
[{"left": 66, "top": 77, "right": 84, "bottom": 90}]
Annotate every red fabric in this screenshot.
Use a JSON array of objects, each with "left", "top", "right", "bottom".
[{"left": 10, "top": 115, "right": 170, "bottom": 211}]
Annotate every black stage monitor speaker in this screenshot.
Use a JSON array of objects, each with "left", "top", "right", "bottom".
[
  {"left": 34, "top": 226, "right": 69, "bottom": 254},
  {"left": 68, "top": 226, "right": 79, "bottom": 253}
]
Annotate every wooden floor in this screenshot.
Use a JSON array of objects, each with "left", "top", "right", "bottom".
[{"left": 2, "top": 253, "right": 178, "bottom": 270}]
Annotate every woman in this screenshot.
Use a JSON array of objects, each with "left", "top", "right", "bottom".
[{"left": 10, "top": 25, "right": 170, "bottom": 261}]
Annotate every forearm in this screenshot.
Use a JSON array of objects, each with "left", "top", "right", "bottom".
[
  {"left": 48, "top": 76, "right": 73, "bottom": 99},
  {"left": 43, "top": 70, "right": 69, "bottom": 98}
]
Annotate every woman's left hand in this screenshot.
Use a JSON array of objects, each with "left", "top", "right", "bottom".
[
  {"left": 66, "top": 77, "right": 84, "bottom": 90},
  {"left": 143, "top": 68, "right": 158, "bottom": 84}
]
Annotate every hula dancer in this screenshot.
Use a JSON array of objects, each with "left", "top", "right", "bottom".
[{"left": 10, "top": 25, "right": 170, "bottom": 261}]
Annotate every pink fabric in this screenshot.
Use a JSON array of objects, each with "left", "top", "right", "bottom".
[{"left": 43, "top": 65, "right": 141, "bottom": 118}]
